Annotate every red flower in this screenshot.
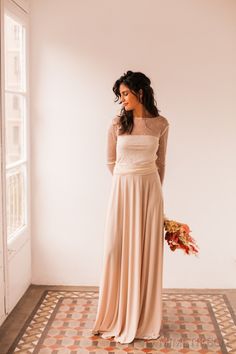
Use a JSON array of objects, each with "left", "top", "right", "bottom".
[{"left": 164, "top": 218, "right": 199, "bottom": 256}]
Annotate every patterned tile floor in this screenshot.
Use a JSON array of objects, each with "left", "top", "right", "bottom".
[{"left": 5, "top": 290, "right": 236, "bottom": 353}]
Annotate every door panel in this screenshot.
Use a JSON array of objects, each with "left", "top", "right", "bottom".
[{"left": 0, "top": 0, "right": 31, "bottom": 320}]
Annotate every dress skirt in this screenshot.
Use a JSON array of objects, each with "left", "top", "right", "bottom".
[{"left": 92, "top": 164, "right": 165, "bottom": 344}]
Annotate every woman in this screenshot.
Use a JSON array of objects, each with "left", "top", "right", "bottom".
[{"left": 91, "top": 70, "right": 169, "bottom": 344}]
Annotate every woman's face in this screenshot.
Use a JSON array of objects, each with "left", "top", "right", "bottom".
[{"left": 119, "top": 83, "right": 141, "bottom": 112}]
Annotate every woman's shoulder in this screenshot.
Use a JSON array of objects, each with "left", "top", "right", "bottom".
[
  {"left": 110, "top": 114, "right": 169, "bottom": 130},
  {"left": 111, "top": 115, "right": 120, "bottom": 125},
  {"left": 107, "top": 116, "right": 120, "bottom": 136},
  {"left": 147, "top": 114, "right": 169, "bottom": 137},
  {"left": 156, "top": 115, "right": 169, "bottom": 134},
  {"left": 156, "top": 114, "right": 169, "bottom": 126}
]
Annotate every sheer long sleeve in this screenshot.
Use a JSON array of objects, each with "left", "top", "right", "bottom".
[
  {"left": 106, "top": 118, "right": 118, "bottom": 174},
  {"left": 156, "top": 121, "right": 169, "bottom": 185}
]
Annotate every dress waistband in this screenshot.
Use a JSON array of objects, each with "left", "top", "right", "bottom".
[{"left": 113, "top": 161, "right": 157, "bottom": 176}]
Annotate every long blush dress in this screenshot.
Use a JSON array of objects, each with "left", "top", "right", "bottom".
[{"left": 91, "top": 115, "right": 169, "bottom": 344}]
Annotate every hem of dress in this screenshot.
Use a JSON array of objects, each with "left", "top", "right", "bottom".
[
  {"left": 91, "top": 329, "right": 161, "bottom": 343},
  {"left": 136, "top": 334, "right": 161, "bottom": 340}
]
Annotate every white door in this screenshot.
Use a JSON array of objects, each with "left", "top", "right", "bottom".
[
  {"left": 0, "top": 0, "right": 31, "bottom": 318},
  {"left": 0, "top": 0, "right": 7, "bottom": 326}
]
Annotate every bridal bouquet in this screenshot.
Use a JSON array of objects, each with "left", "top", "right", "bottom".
[{"left": 163, "top": 216, "right": 199, "bottom": 256}]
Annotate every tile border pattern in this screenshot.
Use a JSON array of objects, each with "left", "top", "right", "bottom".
[{"left": 6, "top": 290, "right": 236, "bottom": 353}]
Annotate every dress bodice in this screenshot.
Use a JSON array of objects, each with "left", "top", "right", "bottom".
[{"left": 106, "top": 115, "right": 169, "bottom": 184}]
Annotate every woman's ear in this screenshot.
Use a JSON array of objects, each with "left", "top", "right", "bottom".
[{"left": 139, "top": 89, "right": 143, "bottom": 101}]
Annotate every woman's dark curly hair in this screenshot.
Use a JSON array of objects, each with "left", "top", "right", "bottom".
[{"left": 112, "top": 70, "right": 161, "bottom": 134}]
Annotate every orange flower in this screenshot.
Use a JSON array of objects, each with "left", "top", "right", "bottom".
[{"left": 164, "top": 218, "right": 199, "bottom": 256}]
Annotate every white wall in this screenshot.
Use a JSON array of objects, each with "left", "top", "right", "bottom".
[{"left": 30, "top": 0, "right": 236, "bottom": 287}]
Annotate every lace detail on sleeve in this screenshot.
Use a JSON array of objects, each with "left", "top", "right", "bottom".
[
  {"left": 155, "top": 117, "right": 169, "bottom": 185},
  {"left": 106, "top": 116, "right": 119, "bottom": 174}
]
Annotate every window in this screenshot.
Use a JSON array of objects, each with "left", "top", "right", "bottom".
[{"left": 4, "top": 14, "right": 27, "bottom": 239}]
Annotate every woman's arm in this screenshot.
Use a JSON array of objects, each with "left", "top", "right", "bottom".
[
  {"left": 156, "top": 120, "right": 169, "bottom": 185},
  {"left": 106, "top": 118, "right": 118, "bottom": 174}
]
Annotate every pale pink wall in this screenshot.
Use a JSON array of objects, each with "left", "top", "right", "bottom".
[{"left": 30, "top": 0, "right": 236, "bottom": 287}]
